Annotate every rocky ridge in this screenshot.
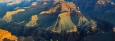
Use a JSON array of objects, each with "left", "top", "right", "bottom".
[{"left": 0, "top": 0, "right": 114, "bottom": 41}]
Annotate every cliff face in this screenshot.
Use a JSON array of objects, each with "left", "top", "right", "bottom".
[
  {"left": 31, "top": 2, "right": 37, "bottom": 6},
  {"left": 0, "top": 29, "right": 17, "bottom": 41},
  {"left": 2, "top": 9, "right": 25, "bottom": 22},
  {"left": 0, "top": 0, "right": 114, "bottom": 41},
  {"left": 96, "top": 0, "right": 115, "bottom": 5},
  {"left": 26, "top": 15, "right": 38, "bottom": 27},
  {"left": 39, "top": 2, "right": 97, "bottom": 33}
]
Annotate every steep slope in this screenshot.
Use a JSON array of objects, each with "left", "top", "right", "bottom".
[
  {"left": 96, "top": 0, "right": 115, "bottom": 5},
  {"left": 83, "top": 30, "right": 113, "bottom": 41},
  {"left": 31, "top": 2, "right": 37, "bottom": 6},
  {"left": 39, "top": 2, "right": 97, "bottom": 33},
  {"left": 1, "top": 9, "right": 25, "bottom": 22},
  {"left": 0, "top": 29, "right": 17, "bottom": 41},
  {"left": 26, "top": 15, "right": 38, "bottom": 27},
  {"left": 20, "top": 1, "right": 98, "bottom": 41},
  {"left": 7, "top": 0, "right": 22, "bottom": 6},
  {"left": 64, "top": 0, "right": 114, "bottom": 41},
  {"left": 0, "top": 0, "right": 114, "bottom": 41}
]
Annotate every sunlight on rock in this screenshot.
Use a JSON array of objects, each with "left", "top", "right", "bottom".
[
  {"left": 40, "top": 11, "right": 51, "bottom": 14},
  {"left": 59, "top": 12, "right": 70, "bottom": 17},
  {"left": 91, "top": 20, "right": 97, "bottom": 31},
  {"left": 7, "top": 0, "right": 21, "bottom": 6},
  {"left": 2, "top": 9, "right": 25, "bottom": 22},
  {"left": 52, "top": 29, "right": 61, "bottom": 33},
  {"left": 26, "top": 15, "right": 38, "bottom": 27},
  {"left": 61, "top": 2, "right": 69, "bottom": 12},
  {"left": 15, "top": 21, "right": 25, "bottom": 24},
  {"left": 0, "top": 0, "right": 10, "bottom": 3},
  {"left": 113, "top": 27, "right": 115, "bottom": 32},
  {"left": 50, "top": 12, "right": 78, "bottom": 33},
  {"left": 40, "top": 4, "right": 60, "bottom": 14},
  {"left": 111, "top": 2, "right": 115, "bottom": 5},
  {"left": 2, "top": 11, "right": 16, "bottom": 22},
  {"left": 66, "top": 26, "right": 77, "bottom": 33},
  {"left": 31, "top": 2, "right": 37, "bottom": 6},
  {"left": 61, "top": 2, "right": 76, "bottom": 12},
  {"left": 43, "top": 1, "right": 47, "bottom": 5},
  {"left": 0, "top": 29, "right": 18, "bottom": 41},
  {"left": 16, "top": 9, "right": 25, "bottom": 12},
  {"left": 97, "top": 0, "right": 106, "bottom": 5},
  {"left": 96, "top": 0, "right": 114, "bottom": 5},
  {"left": 77, "top": 16, "right": 90, "bottom": 26}
]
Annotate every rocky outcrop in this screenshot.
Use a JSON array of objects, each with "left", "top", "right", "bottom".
[
  {"left": 7, "top": 0, "right": 22, "bottom": 6},
  {"left": 26, "top": 15, "right": 38, "bottom": 27},
  {"left": 40, "top": 3, "right": 60, "bottom": 14},
  {"left": 113, "top": 27, "right": 115, "bottom": 41},
  {"left": 49, "top": 12, "right": 78, "bottom": 33},
  {"left": 0, "top": 29, "right": 18, "bottom": 41},
  {"left": 40, "top": 2, "right": 97, "bottom": 34},
  {"left": 0, "top": 0, "right": 114, "bottom": 41},
  {"left": 96, "top": 0, "right": 115, "bottom": 5},
  {"left": 40, "top": 2, "right": 77, "bottom": 14},
  {"left": 0, "top": 0, "right": 11, "bottom": 3},
  {"left": 31, "top": 2, "right": 37, "bottom": 6},
  {"left": 43, "top": 2, "right": 47, "bottom": 5},
  {"left": 2, "top": 9, "right": 25, "bottom": 22}
]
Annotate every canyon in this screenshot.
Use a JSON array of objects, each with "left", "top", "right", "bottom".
[{"left": 0, "top": 0, "right": 115, "bottom": 41}]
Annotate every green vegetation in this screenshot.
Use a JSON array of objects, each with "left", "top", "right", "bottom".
[{"left": 50, "top": 39, "right": 53, "bottom": 41}]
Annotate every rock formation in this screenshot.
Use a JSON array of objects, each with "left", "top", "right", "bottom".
[
  {"left": 0, "top": 29, "right": 17, "bottom": 41},
  {"left": 43, "top": 1, "right": 47, "bottom": 5},
  {"left": 0, "top": 0, "right": 10, "bottom": 3},
  {"left": 39, "top": 2, "right": 97, "bottom": 33},
  {"left": 96, "top": 0, "right": 115, "bottom": 5},
  {"left": 0, "top": 0, "right": 114, "bottom": 41},
  {"left": 26, "top": 15, "right": 38, "bottom": 27},
  {"left": 7, "top": 0, "right": 22, "bottom": 6},
  {"left": 2, "top": 9, "right": 25, "bottom": 22},
  {"left": 31, "top": 2, "right": 37, "bottom": 6}
]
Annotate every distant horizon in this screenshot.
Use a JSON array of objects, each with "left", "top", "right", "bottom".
[{"left": 0, "top": 0, "right": 52, "bottom": 3}]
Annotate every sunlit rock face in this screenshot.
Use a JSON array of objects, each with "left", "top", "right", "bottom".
[
  {"left": 39, "top": 2, "right": 97, "bottom": 33},
  {"left": 2, "top": 11, "right": 16, "bottom": 22},
  {"left": 60, "top": 2, "right": 77, "bottom": 12},
  {"left": 40, "top": 4, "right": 60, "bottom": 14},
  {"left": 2, "top": 9, "right": 25, "bottom": 22},
  {"left": 114, "top": 27, "right": 115, "bottom": 41},
  {"left": 2, "top": 0, "right": 32, "bottom": 6},
  {"left": 7, "top": 0, "right": 22, "bottom": 6},
  {"left": 0, "top": 29, "right": 17, "bottom": 41},
  {"left": 31, "top": 2, "right": 37, "bottom": 6},
  {"left": 0, "top": 0, "right": 11, "bottom": 3},
  {"left": 50, "top": 12, "right": 78, "bottom": 33},
  {"left": 0, "top": 0, "right": 114, "bottom": 41},
  {"left": 42, "top": 1, "right": 47, "bottom": 5},
  {"left": 96, "top": 0, "right": 115, "bottom": 5},
  {"left": 113, "top": 27, "right": 115, "bottom": 32},
  {"left": 26, "top": 15, "right": 38, "bottom": 27}
]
